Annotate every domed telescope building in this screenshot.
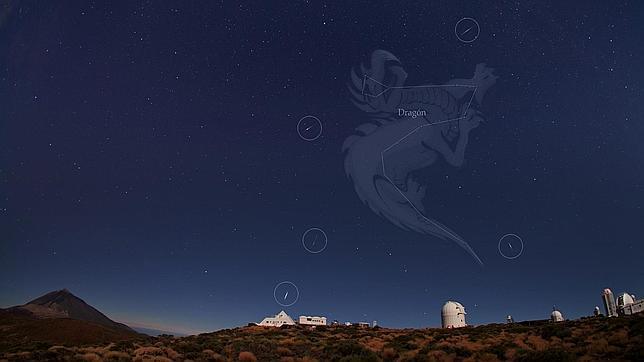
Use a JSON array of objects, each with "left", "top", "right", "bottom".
[
  {"left": 442, "top": 301, "right": 467, "bottom": 328},
  {"left": 601, "top": 287, "right": 644, "bottom": 316},
  {"left": 550, "top": 308, "right": 564, "bottom": 322},
  {"left": 616, "top": 293, "right": 635, "bottom": 309}
]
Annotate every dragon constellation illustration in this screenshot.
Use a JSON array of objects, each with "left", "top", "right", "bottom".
[{"left": 343, "top": 50, "right": 498, "bottom": 265}]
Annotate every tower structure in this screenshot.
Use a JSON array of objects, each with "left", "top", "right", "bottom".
[{"left": 602, "top": 288, "right": 618, "bottom": 317}]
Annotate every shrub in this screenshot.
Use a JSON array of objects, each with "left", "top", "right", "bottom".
[
  {"left": 439, "top": 345, "right": 471, "bottom": 357},
  {"left": 628, "top": 316, "right": 644, "bottom": 337},
  {"left": 202, "top": 349, "right": 226, "bottom": 361},
  {"left": 540, "top": 325, "right": 572, "bottom": 340},
  {"left": 505, "top": 325, "right": 531, "bottom": 334},
  {"left": 516, "top": 348, "right": 575, "bottom": 362},
  {"left": 338, "top": 355, "right": 379, "bottom": 362},
  {"left": 624, "top": 343, "right": 644, "bottom": 361},
  {"left": 385, "top": 334, "right": 416, "bottom": 351},
  {"left": 277, "top": 346, "right": 293, "bottom": 356},
  {"left": 133, "top": 346, "right": 164, "bottom": 357},
  {"left": 323, "top": 340, "right": 379, "bottom": 361},
  {"left": 163, "top": 347, "right": 181, "bottom": 359},
  {"left": 110, "top": 340, "right": 135, "bottom": 352},
  {"left": 417, "top": 343, "right": 436, "bottom": 355},
  {"left": 482, "top": 341, "right": 517, "bottom": 359},
  {"left": 75, "top": 353, "right": 102, "bottom": 362},
  {"left": 133, "top": 357, "right": 172, "bottom": 362},
  {"left": 381, "top": 347, "right": 397, "bottom": 360},
  {"left": 239, "top": 351, "right": 257, "bottom": 362},
  {"left": 104, "top": 350, "right": 131, "bottom": 361}
]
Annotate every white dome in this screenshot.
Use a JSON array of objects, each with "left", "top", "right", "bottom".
[
  {"left": 616, "top": 293, "right": 635, "bottom": 307},
  {"left": 551, "top": 310, "right": 564, "bottom": 322},
  {"left": 442, "top": 301, "right": 466, "bottom": 315},
  {"left": 441, "top": 301, "right": 467, "bottom": 328}
]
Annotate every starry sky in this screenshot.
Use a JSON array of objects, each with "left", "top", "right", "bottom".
[{"left": 1, "top": 1, "right": 643, "bottom": 334}]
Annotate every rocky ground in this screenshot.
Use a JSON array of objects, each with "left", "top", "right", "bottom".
[{"left": 1, "top": 314, "right": 643, "bottom": 361}]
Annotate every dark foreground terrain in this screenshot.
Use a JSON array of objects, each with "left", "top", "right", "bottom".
[{"left": 1, "top": 314, "right": 643, "bottom": 361}]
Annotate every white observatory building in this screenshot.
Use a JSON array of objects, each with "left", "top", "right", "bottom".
[
  {"left": 602, "top": 288, "right": 618, "bottom": 317},
  {"left": 298, "top": 315, "right": 327, "bottom": 326},
  {"left": 616, "top": 292, "right": 644, "bottom": 315},
  {"left": 601, "top": 287, "right": 644, "bottom": 317},
  {"left": 616, "top": 293, "right": 635, "bottom": 309},
  {"left": 258, "top": 310, "right": 296, "bottom": 327},
  {"left": 441, "top": 301, "right": 467, "bottom": 328},
  {"left": 550, "top": 308, "right": 564, "bottom": 322}
]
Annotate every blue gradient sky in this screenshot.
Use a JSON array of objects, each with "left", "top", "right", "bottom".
[{"left": 1, "top": 1, "right": 643, "bottom": 334}]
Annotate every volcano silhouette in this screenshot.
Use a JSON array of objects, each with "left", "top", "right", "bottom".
[{"left": 6, "top": 289, "right": 134, "bottom": 332}]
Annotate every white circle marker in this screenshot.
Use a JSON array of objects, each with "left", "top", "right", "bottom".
[
  {"left": 302, "top": 227, "right": 328, "bottom": 254},
  {"left": 273, "top": 281, "right": 299, "bottom": 307},
  {"left": 297, "top": 115, "right": 322, "bottom": 141},
  {"left": 455, "top": 17, "right": 480, "bottom": 43},
  {"left": 498, "top": 233, "right": 524, "bottom": 259}
]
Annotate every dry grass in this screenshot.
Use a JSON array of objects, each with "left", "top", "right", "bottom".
[
  {"left": 238, "top": 351, "right": 257, "bottom": 361},
  {"left": 1, "top": 314, "right": 643, "bottom": 361},
  {"left": 75, "top": 352, "right": 102, "bottom": 361},
  {"left": 103, "top": 350, "right": 131, "bottom": 360}
]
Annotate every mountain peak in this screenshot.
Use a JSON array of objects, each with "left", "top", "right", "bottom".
[
  {"left": 26, "top": 289, "right": 85, "bottom": 309},
  {"left": 8, "top": 289, "right": 134, "bottom": 333}
]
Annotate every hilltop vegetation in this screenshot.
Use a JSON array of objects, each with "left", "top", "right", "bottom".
[{"left": 1, "top": 314, "right": 643, "bottom": 361}]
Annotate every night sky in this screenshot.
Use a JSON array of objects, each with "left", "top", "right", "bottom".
[{"left": 1, "top": 1, "right": 643, "bottom": 334}]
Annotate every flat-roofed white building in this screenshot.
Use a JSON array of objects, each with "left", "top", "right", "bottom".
[
  {"left": 601, "top": 288, "right": 644, "bottom": 317},
  {"left": 298, "top": 315, "right": 327, "bottom": 326},
  {"left": 258, "top": 310, "right": 296, "bottom": 327},
  {"left": 621, "top": 299, "right": 644, "bottom": 315},
  {"left": 616, "top": 292, "right": 644, "bottom": 316}
]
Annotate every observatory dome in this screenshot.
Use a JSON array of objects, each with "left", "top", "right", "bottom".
[
  {"left": 550, "top": 309, "right": 564, "bottom": 322},
  {"left": 441, "top": 301, "right": 467, "bottom": 328},
  {"left": 616, "top": 293, "right": 635, "bottom": 307}
]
